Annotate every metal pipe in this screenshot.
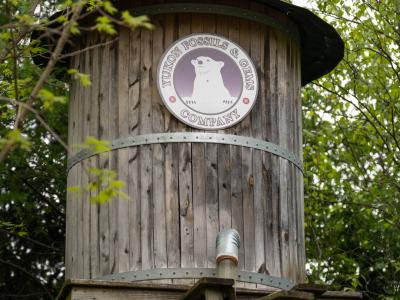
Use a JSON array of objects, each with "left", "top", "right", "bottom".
[{"left": 216, "top": 229, "right": 240, "bottom": 281}]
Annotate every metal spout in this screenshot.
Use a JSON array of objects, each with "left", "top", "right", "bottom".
[{"left": 216, "top": 228, "right": 240, "bottom": 264}]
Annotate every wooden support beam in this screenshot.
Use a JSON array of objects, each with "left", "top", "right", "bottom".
[
  {"left": 256, "top": 290, "right": 315, "bottom": 300},
  {"left": 180, "top": 277, "right": 236, "bottom": 300}
]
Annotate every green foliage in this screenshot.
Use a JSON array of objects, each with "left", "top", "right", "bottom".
[
  {"left": 299, "top": 0, "right": 400, "bottom": 298},
  {"left": 38, "top": 88, "right": 66, "bottom": 110},
  {"left": 68, "top": 68, "right": 92, "bottom": 87},
  {"left": 68, "top": 167, "right": 128, "bottom": 204},
  {"left": 95, "top": 15, "right": 117, "bottom": 35},
  {"left": 69, "top": 137, "right": 128, "bottom": 204},
  {"left": 121, "top": 11, "right": 154, "bottom": 30},
  {"left": 78, "top": 136, "right": 110, "bottom": 153},
  {"left": 0, "top": 129, "right": 31, "bottom": 150},
  {"left": 0, "top": 0, "right": 146, "bottom": 298}
]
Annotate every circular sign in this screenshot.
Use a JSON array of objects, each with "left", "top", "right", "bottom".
[{"left": 157, "top": 33, "right": 258, "bottom": 130}]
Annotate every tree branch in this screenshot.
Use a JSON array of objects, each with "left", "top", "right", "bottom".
[
  {"left": 0, "top": 4, "right": 83, "bottom": 163},
  {"left": 0, "top": 258, "right": 54, "bottom": 299},
  {"left": 0, "top": 96, "right": 68, "bottom": 151},
  {"left": 0, "top": 228, "right": 60, "bottom": 252}
]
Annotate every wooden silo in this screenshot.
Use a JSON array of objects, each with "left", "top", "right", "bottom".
[{"left": 45, "top": 0, "right": 344, "bottom": 298}]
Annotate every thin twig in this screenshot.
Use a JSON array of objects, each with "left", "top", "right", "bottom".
[
  {"left": 0, "top": 258, "right": 53, "bottom": 299},
  {"left": 0, "top": 96, "right": 68, "bottom": 151},
  {"left": 0, "top": 229, "right": 60, "bottom": 252},
  {"left": 0, "top": 0, "right": 40, "bottom": 64},
  {"left": 59, "top": 37, "right": 118, "bottom": 59}
]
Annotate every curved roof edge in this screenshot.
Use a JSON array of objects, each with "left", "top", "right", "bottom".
[
  {"left": 31, "top": 1, "right": 344, "bottom": 86},
  {"left": 258, "top": 0, "right": 344, "bottom": 85}
]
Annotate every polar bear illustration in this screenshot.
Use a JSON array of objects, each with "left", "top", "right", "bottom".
[{"left": 182, "top": 56, "right": 236, "bottom": 114}]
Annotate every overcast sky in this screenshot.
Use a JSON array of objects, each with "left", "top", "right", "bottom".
[{"left": 291, "top": 0, "right": 313, "bottom": 8}]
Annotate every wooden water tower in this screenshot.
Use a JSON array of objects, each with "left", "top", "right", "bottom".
[{"left": 44, "top": 0, "right": 345, "bottom": 298}]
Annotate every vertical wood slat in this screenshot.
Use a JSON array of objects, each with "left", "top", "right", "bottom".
[
  {"left": 66, "top": 48, "right": 80, "bottom": 279},
  {"left": 76, "top": 47, "right": 85, "bottom": 279},
  {"left": 81, "top": 38, "right": 92, "bottom": 279},
  {"left": 191, "top": 14, "right": 207, "bottom": 270},
  {"left": 117, "top": 27, "right": 130, "bottom": 273},
  {"left": 278, "top": 32, "right": 290, "bottom": 280},
  {"left": 202, "top": 14, "right": 219, "bottom": 269},
  {"left": 128, "top": 28, "right": 141, "bottom": 272},
  {"left": 163, "top": 14, "right": 181, "bottom": 273},
  {"left": 109, "top": 35, "right": 119, "bottom": 275},
  {"left": 152, "top": 19, "right": 168, "bottom": 277},
  {"left": 89, "top": 33, "right": 100, "bottom": 279},
  {"left": 226, "top": 12, "right": 245, "bottom": 289},
  {"left": 177, "top": 14, "right": 194, "bottom": 287},
  {"left": 265, "top": 27, "right": 282, "bottom": 279},
  {"left": 288, "top": 38, "right": 299, "bottom": 282},
  {"left": 249, "top": 9, "right": 266, "bottom": 283},
  {"left": 139, "top": 27, "right": 154, "bottom": 271},
  {"left": 239, "top": 17, "right": 256, "bottom": 289},
  {"left": 66, "top": 9, "right": 304, "bottom": 285},
  {"left": 98, "top": 36, "right": 111, "bottom": 276},
  {"left": 216, "top": 15, "right": 232, "bottom": 232}
]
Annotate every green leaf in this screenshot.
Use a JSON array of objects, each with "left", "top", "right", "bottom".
[
  {"left": 78, "top": 136, "right": 110, "bottom": 153},
  {"left": 37, "top": 89, "right": 66, "bottom": 110},
  {"left": 121, "top": 11, "right": 154, "bottom": 30},
  {"left": 95, "top": 16, "right": 117, "bottom": 35}
]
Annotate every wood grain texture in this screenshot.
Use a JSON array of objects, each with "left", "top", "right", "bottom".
[
  {"left": 89, "top": 33, "right": 100, "bottom": 279},
  {"left": 117, "top": 27, "right": 130, "bottom": 273},
  {"left": 163, "top": 14, "right": 181, "bottom": 274},
  {"left": 98, "top": 36, "right": 111, "bottom": 276},
  {"left": 139, "top": 27, "right": 154, "bottom": 271},
  {"left": 128, "top": 27, "right": 141, "bottom": 273},
  {"left": 191, "top": 14, "right": 207, "bottom": 271},
  {"left": 66, "top": 3, "right": 304, "bottom": 287},
  {"left": 81, "top": 39, "right": 91, "bottom": 279}
]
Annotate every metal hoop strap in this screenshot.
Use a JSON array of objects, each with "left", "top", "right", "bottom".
[
  {"left": 131, "top": 3, "right": 300, "bottom": 43},
  {"left": 96, "top": 268, "right": 295, "bottom": 291},
  {"left": 67, "top": 132, "right": 303, "bottom": 173}
]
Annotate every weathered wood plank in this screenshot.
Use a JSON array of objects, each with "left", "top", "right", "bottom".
[
  {"left": 177, "top": 14, "right": 194, "bottom": 287},
  {"left": 152, "top": 19, "right": 168, "bottom": 273},
  {"left": 226, "top": 14, "right": 245, "bottom": 290},
  {"left": 216, "top": 14, "right": 232, "bottom": 231},
  {"left": 128, "top": 27, "right": 141, "bottom": 272},
  {"left": 117, "top": 27, "right": 130, "bottom": 274},
  {"left": 288, "top": 39, "right": 299, "bottom": 282},
  {"left": 66, "top": 49, "right": 80, "bottom": 279},
  {"left": 190, "top": 13, "right": 207, "bottom": 270},
  {"left": 277, "top": 32, "right": 290, "bottom": 280},
  {"left": 109, "top": 36, "right": 119, "bottom": 275},
  {"left": 98, "top": 36, "right": 111, "bottom": 276},
  {"left": 264, "top": 27, "right": 282, "bottom": 279},
  {"left": 249, "top": 15, "right": 266, "bottom": 285},
  {"left": 163, "top": 14, "right": 181, "bottom": 274},
  {"left": 239, "top": 18, "right": 256, "bottom": 289},
  {"left": 295, "top": 41, "right": 305, "bottom": 281},
  {"left": 201, "top": 13, "right": 219, "bottom": 269},
  {"left": 89, "top": 32, "right": 100, "bottom": 279},
  {"left": 139, "top": 27, "right": 154, "bottom": 270},
  {"left": 81, "top": 38, "right": 92, "bottom": 278},
  {"left": 76, "top": 47, "right": 85, "bottom": 278}
]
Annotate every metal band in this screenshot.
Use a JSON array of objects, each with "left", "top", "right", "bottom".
[
  {"left": 67, "top": 132, "right": 303, "bottom": 172},
  {"left": 132, "top": 3, "right": 300, "bottom": 43},
  {"left": 96, "top": 268, "right": 294, "bottom": 291}
]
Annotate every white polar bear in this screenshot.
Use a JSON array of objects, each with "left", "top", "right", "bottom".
[{"left": 182, "top": 56, "right": 236, "bottom": 114}]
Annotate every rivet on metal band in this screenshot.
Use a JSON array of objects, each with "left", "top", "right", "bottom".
[
  {"left": 131, "top": 3, "right": 300, "bottom": 43},
  {"left": 67, "top": 132, "right": 304, "bottom": 173},
  {"left": 96, "top": 268, "right": 295, "bottom": 291}
]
